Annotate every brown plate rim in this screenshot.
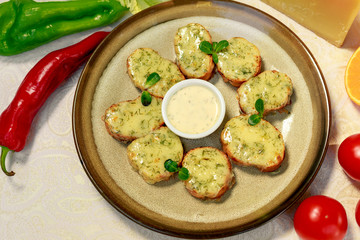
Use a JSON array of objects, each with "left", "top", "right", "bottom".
[{"left": 72, "top": 0, "right": 331, "bottom": 238}]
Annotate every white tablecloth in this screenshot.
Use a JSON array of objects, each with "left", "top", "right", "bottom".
[{"left": 1, "top": 0, "right": 360, "bottom": 239}]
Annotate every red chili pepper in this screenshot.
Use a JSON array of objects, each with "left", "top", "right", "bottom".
[{"left": 0, "top": 31, "right": 110, "bottom": 176}]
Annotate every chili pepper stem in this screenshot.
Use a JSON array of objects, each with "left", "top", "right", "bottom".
[{"left": 1, "top": 146, "right": 15, "bottom": 176}]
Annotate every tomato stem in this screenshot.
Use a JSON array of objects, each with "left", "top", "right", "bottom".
[{"left": 1, "top": 146, "right": 15, "bottom": 176}]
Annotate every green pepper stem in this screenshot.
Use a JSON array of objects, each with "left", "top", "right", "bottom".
[{"left": 1, "top": 146, "right": 15, "bottom": 176}]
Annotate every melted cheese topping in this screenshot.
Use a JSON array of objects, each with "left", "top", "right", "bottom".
[
  {"left": 183, "top": 147, "right": 233, "bottom": 197},
  {"left": 127, "top": 127, "right": 183, "bottom": 184},
  {"left": 104, "top": 96, "right": 163, "bottom": 139},
  {"left": 217, "top": 37, "right": 260, "bottom": 81},
  {"left": 127, "top": 48, "right": 185, "bottom": 97},
  {"left": 221, "top": 115, "right": 284, "bottom": 167},
  {"left": 174, "top": 23, "right": 213, "bottom": 78},
  {"left": 237, "top": 70, "right": 293, "bottom": 114},
  {"left": 166, "top": 85, "right": 220, "bottom": 134}
]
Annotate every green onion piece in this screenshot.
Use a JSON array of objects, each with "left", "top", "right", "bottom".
[
  {"left": 199, "top": 41, "right": 213, "bottom": 54},
  {"left": 178, "top": 167, "right": 190, "bottom": 181},
  {"left": 164, "top": 159, "right": 179, "bottom": 172},
  {"left": 145, "top": 72, "right": 160, "bottom": 88},
  {"left": 141, "top": 91, "right": 152, "bottom": 106},
  {"left": 248, "top": 114, "right": 261, "bottom": 126}
]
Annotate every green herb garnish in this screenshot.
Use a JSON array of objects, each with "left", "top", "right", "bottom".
[
  {"left": 145, "top": 72, "right": 160, "bottom": 88},
  {"left": 141, "top": 72, "right": 160, "bottom": 106},
  {"left": 164, "top": 159, "right": 179, "bottom": 172},
  {"left": 213, "top": 40, "right": 229, "bottom": 52},
  {"left": 248, "top": 98, "right": 264, "bottom": 126},
  {"left": 199, "top": 40, "right": 229, "bottom": 64},
  {"left": 178, "top": 167, "right": 189, "bottom": 181},
  {"left": 164, "top": 159, "right": 190, "bottom": 180},
  {"left": 141, "top": 91, "right": 152, "bottom": 106},
  {"left": 199, "top": 41, "right": 212, "bottom": 54}
]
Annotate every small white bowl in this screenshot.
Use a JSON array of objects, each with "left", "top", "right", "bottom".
[{"left": 162, "top": 79, "right": 226, "bottom": 139}]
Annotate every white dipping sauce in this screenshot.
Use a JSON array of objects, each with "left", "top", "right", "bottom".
[{"left": 166, "top": 85, "right": 220, "bottom": 134}]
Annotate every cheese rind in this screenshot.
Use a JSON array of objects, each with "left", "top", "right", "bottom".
[
  {"left": 127, "top": 48, "right": 185, "bottom": 98},
  {"left": 261, "top": 0, "right": 360, "bottom": 47},
  {"left": 103, "top": 95, "right": 164, "bottom": 142},
  {"left": 174, "top": 23, "right": 214, "bottom": 80},
  {"left": 182, "top": 147, "right": 235, "bottom": 200},
  {"left": 237, "top": 70, "right": 293, "bottom": 115},
  {"left": 127, "top": 127, "right": 184, "bottom": 184},
  {"left": 221, "top": 115, "right": 285, "bottom": 172}
]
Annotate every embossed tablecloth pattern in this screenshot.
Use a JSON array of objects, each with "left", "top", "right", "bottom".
[{"left": 1, "top": 0, "right": 360, "bottom": 239}]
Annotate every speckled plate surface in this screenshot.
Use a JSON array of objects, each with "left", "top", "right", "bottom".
[{"left": 72, "top": 0, "right": 330, "bottom": 238}]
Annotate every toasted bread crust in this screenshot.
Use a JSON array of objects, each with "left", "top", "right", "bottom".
[
  {"left": 177, "top": 59, "right": 215, "bottom": 81},
  {"left": 127, "top": 150, "right": 175, "bottom": 183},
  {"left": 220, "top": 115, "right": 285, "bottom": 172},
  {"left": 103, "top": 95, "right": 164, "bottom": 142},
  {"left": 182, "top": 147, "right": 235, "bottom": 200},
  {"left": 127, "top": 48, "right": 185, "bottom": 98},
  {"left": 222, "top": 145, "right": 284, "bottom": 172},
  {"left": 217, "top": 37, "right": 261, "bottom": 87},
  {"left": 174, "top": 23, "right": 214, "bottom": 80},
  {"left": 127, "top": 127, "right": 184, "bottom": 184},
  {"left": 237, "top": 70, "right": 293, "bottom": 115}
]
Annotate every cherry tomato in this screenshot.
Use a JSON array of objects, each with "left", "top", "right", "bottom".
[
  {"left": 356, "top": 200, "right": 360, "bottom": 227},
  {"left": 338, "top": 133, "right": 360, "bottom": 181},
  {"left": 294, "top": 195, "right": 347, "bottom": 240}
]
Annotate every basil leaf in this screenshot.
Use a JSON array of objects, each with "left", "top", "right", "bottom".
[
  {"left": 199, "top": 41, "right": 213, "bottom": 54},
  {"left": 212, "top": 42, "right": 218, "bottom": 52},
  {"left": 141, "top": 91, "right": 152, "bottom": 106},
  {"left": 255, "top": 98, "right": 264, "bottom": 116},
  {"left": 214, "top": 40, "right": 229, "bottom": 52},
  {"left": 178, "top": 167, "right": 190, "bottom": 180},
  {"left": 212, "top": 52, "right": 219, "bottom": 64},
  {"left": 145, "top": 72, "right": 160, "bottom": 88},
  {"left": 248, "top": 114, "right": 261, "bottom": 126},
  {"left": 164, "top": 159, "right": 179, "bottom": 172}
]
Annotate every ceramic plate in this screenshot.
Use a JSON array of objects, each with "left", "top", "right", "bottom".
[{"left": 73, "top": 0, "right": 330, "bottom": 238}]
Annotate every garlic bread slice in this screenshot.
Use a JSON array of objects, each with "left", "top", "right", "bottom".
[
  {"left": 237, "top": 70, "right": 293, "bottom": 115},
  {"left": 127, "top": 48, "right": 185, "bottom": 98},
  {"left": 103, "top": 95, "right": 163, "bottom": 142},
  {"left": 217, "top": 37, "right": 261, "bottom": 87},
  {"left": 221, "top": 115, "right": 285, "bottom": 172},
  {"left": 127, "top": 127, "right": 184, "bottom": 184},
  {"left": 182, "top": 147, "right": 235, "bottom": 200},
  {"left": 174, "top": 23, "right": 214, "bottom": 80}
]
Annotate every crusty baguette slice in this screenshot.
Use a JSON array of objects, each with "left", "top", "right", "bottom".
[
  {"left": 182, "top": 147, "right": 235, "bottom": 200},
  {"left": 174, "top": 23, "right": 214, "bottom": 80},
  {"left": 220, "top": 115, "right": 285, "bottom": 172},
  {"left": 217, "top": 37, "right": 261, "bottom": 87},
  {"left": 103, "top": 95, "right": 164, "bottom": 142},
  {"left": 237, "top": 70, "right": 293, "bottom": 115},
  {"left": 127, "top": 127, "right": 184, "bottom": 184},
  {"left": 127, "top": 48, "right": 185, "bottom": 98}
]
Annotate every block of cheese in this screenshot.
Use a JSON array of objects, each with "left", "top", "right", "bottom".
[{"left": 261, "top": 0, "right": 360, "bottom": 47}]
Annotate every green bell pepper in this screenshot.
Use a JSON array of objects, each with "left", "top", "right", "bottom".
[{"left": 0, "top": 0, "right": 128, "bottom": 56}]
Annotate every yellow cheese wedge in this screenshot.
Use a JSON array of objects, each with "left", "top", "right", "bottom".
[{"left": 261, "top": 0, "right": 360, "bottom": 47}]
